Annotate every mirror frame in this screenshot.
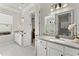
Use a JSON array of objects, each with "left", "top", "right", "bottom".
[{"left": 55, "top": 10, "right": 74, "bottom": 39}]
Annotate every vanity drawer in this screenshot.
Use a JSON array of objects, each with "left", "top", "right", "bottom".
[
  {"left": 65, "top": 47, "right": 79, "bottom": 56},
  {"left": 47, "top": 42, "right": 64, "bottom": 51}
]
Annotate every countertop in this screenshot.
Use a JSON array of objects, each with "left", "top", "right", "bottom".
[{"left": 38, "top": 35, "right": 79, "bottom": 49}]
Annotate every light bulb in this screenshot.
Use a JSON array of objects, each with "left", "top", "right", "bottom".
[
  {"left": 50, "top": 8, "right": 54, "bottom": 11},
  {"left": 63, "top": 4, "right": 68, "bottom": 7},
  {"left": 18, "top": 7, "right": 22, "bottom": 9},
  {"left": 21, "top": 19, "right": 24, "bottom": 22},
  {"left": 56, "top": 6, "right": 60, "bottom": 9}
]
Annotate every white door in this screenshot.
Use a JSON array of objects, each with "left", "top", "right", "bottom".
[
  {"left": 23, "top": 12, "right": 32, "bottom": 46},
  {"left": 47, "top": 47, "right": 63, "bottom": 56}
]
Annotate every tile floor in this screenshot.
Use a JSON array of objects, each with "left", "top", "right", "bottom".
[{"left": 0, "top": 42, "right": 36, "bottom": 56}]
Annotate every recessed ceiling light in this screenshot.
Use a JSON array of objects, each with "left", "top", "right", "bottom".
[
  {"left": 18, "top": 7, "right": 22, "bottom": 9},
  {"left": 21, "top": 17, "right": 24, "bottom": 22},
  {"left": 21, "top": 19, "right": 24, "bottom": 22}
]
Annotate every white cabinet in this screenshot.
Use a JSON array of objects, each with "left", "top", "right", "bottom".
[
  {"left": 37, "top": 39, "right": 47, "bottom": 56},
  {"left": 36, "top": 39, "right": 79, "bottom": 56},
  {"left": 47, "top": 42, "right": 64, "bottom": 56},
  {"left": 14, "top": 32, "right": 23, "bottom": 46},
  {"left": 47, "top": 47, "right": 63, "bottom": 56},
  {"left": 64, "top": 47, "right": 79, "bottom": 56}
]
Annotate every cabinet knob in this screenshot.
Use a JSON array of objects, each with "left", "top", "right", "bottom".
[
  {"left": 24, "top": 33, "right": 26, "bottom": 34},
  {"left": 45, "top": 48, "right": 47, "bottom": 50},
  {"left": 40, "top": 41, "right": 42, "bottom": 43},
  {"left": 78, "top": 53, "right": 79, "bottom": 55},
  {"left": 35, "top": 35, "right": 39, "bottom": 36},
  {"left": 22, "top": 34, "right": 23, "bottom": 37}
]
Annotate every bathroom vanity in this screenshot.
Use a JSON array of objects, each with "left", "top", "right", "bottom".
[
  {"left": 36, "top": 8, "right": 79, "bottom": 56},
  {"left": 36, "top": 36, "right": 79, "bottom": 56}
]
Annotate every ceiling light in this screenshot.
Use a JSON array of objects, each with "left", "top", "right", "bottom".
[
  {"left": 21, "top": 19, "right": 24, "bottom": 22},
  {"left": 63, "top": 4, "right": 68, "bottom": 7},
  {"left": 18, "top": 7, "right": 22, "bottom": 9},
  {"left": 21, "top": 17, "right": 24, "bottom": 22}
]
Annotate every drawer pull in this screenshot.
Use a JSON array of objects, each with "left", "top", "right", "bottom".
[
  {"left": 61, "top": 54, "right": 63, "bottom": 56},
  {"left": 45, "top": 48, "right": 47, "bottom": 50},
  {"left": 78, "top": 53, "right": 79, "bottom": 55},
  {"left": 22, "top": 35, "right": 23, "bottom": 37},
  {"left": 40, "top": 41, "right": 42, "bottom": 43}
]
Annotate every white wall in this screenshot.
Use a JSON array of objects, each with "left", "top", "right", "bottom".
[
  {"left": 13, "top": 15, "right": 22, "bottom": 31},
  {"left": 39, "top": 4, "right": 51, "bottom": 35}
]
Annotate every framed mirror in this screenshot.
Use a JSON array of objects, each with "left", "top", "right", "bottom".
[{"left": 56, "top": 10, "right": 74, "bottom": 39}]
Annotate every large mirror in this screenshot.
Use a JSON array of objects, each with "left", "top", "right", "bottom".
[{"left": 56, "top": 11, "right": 74, "bottom": 39}]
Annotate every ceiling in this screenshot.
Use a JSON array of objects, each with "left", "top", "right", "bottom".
[{"left": 1, "top": 3, "right": 31, "bottom": 11}]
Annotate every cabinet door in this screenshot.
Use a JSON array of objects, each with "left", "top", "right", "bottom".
[
  {"left": 64, "top": 47, "right": 79, "bottom": 56},
  {"left": 47, "top": 47, "right": 63, "bottom": 56},
  {"left": 37, "top": 39, "right": 46, "bottom": 56}
]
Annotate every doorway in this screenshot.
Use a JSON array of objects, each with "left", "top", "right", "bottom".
[{"left": 31, "top": 13, "right": 35, "bottom": 47}]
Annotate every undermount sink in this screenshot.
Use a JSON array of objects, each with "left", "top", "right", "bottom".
[
  {"left": 59, "top": 38, "right": 68, "bottom": 41},
  {"left": 72, "top": 38, "right": 79, "bottom": 43},
  {"left": 49, "top": 37, "right": 65, "bottom": 41},
  {"left": 48, "top": 37, "right": 79, "bottom": 44},
  {"left": 50, "top": 37, "right": 73, "bottom": 42}
]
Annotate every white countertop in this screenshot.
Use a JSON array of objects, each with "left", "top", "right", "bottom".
[{"left": 38, "top": 35, "right": 79, "bottom": 49}]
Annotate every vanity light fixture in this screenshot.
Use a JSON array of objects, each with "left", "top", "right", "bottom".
[{"left": 50, "top": 3, "right": 68, "bottom": 12}]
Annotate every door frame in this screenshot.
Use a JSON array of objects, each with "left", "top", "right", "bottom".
[{"left": 30, "top": 11, "right": 36, "bottom": 45}]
